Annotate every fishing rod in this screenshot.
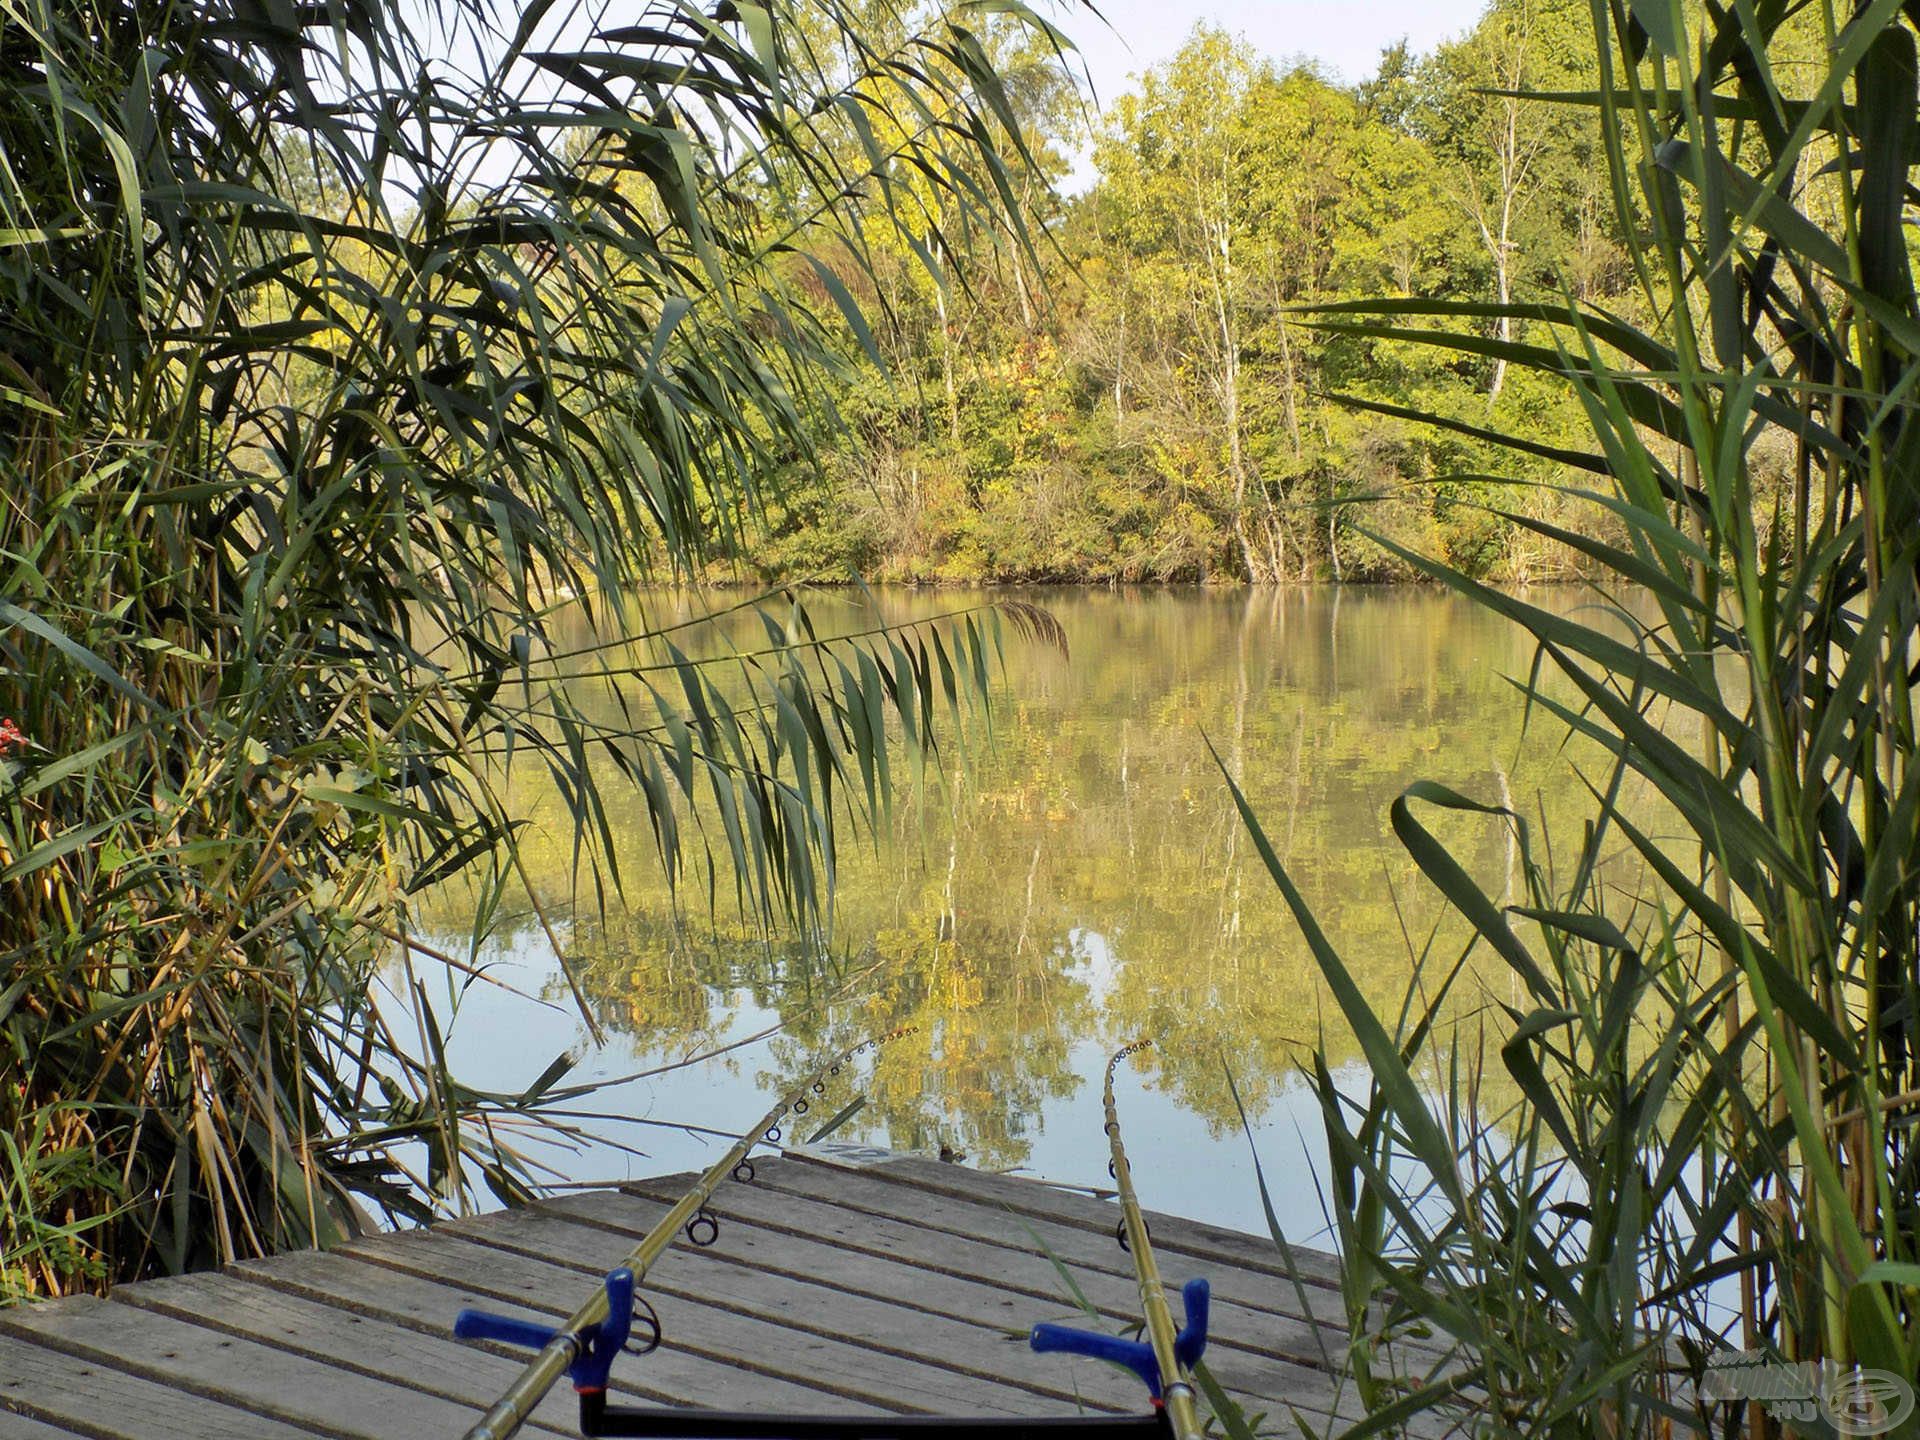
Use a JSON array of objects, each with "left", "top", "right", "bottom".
[
  {"left": 1028, "top": 1041, "right": 1210, "bottom": 1440},
  {"left": 454, "top": 1028, "right": 916, "bottom": 1440},
  {"left": 454, "top": 1031, "right": 1210, "bottom": 1440}
]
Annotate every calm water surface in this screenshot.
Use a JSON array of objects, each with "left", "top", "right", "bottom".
[{"left": 421, "top": 586, "right": 1638, "bottom": 1246}]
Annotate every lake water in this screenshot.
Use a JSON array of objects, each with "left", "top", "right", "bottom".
[{"left": 419, "top": 585, "right": 1640, "bottom": 1249}]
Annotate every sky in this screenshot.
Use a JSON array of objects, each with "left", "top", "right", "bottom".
[
  {"left": 393, "top": 1, "right": 1499, "bottom": 203},
  {"left": 1051, "top": 0, "right": 1494, "bottom": 187}
]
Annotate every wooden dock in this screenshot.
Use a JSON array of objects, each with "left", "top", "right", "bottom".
[{"left": 0, "top": 1149, "right": 1378, "bottom": 1440}]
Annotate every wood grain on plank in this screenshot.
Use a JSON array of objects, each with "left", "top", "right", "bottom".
[
  {"left": 0, "top": 1402, "right": 125, "bottom": 1440},
  {"left": 0, "top": 1329, "right": 319, "bottom": 1440},
  {"left": 109, "top": 1273, "right": 575, "bottom": 1435},
  {"left": 0, "top": 1293, "right": 478, "bottom": 1440},
  {"left": 853, "top": 1157, "right": 1341, "bottom": 1287},
  {"left": 744, "top": 1159, "right": 1341, "bottom": 1332},
  {"left": 872, "top": 1158, "right": 1342, "bottom": 1287}
]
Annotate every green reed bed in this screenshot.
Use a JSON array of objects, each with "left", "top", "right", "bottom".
[
  {"left": 0, "top": 0, "right": 1072, "bottom": 1300},
  {"left": 1226, "top": 3, "right": 1920, "bottom": 1435}
]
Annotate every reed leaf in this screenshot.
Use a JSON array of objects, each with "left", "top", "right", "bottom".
[
  {"left": 1235, "top": 2, "right": 1920, "bottom": 1430},
  {"left": 0, "top": 0, "right": 1079, "bottom": 1294}
]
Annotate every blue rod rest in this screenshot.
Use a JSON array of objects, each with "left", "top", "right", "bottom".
[
  {"left": 1029, "top": 1278, "right": 1209, "bottom": 1401},
  {"left": 455, "top": 1266, "right": 636, "bottom": 1394}
]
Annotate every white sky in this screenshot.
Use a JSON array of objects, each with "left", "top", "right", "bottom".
[
  {"left": 396, "top": 1, "right": 1497, "bottom": 203},
  {"left": 1052, "top": 0, "right": 1494, "bottom": 187}
]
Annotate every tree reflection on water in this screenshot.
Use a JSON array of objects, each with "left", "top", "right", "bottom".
[{"left": 420, "top": 586, "right": 1668, "bottom": 1176}]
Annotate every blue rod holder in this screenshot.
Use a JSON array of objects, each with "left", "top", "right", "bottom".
[
  {"left": 455, "top": 1266, "right": 636, "bottom": 1394},
  {"left": 1028, "top": 1278, "right": 1209, "bottom": 1402}
]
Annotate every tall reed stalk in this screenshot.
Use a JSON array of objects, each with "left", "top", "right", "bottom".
[
  {"left": 1231, "top": 3, "right": 1920, "bottom": 1433},
  {"left": 0, "top": 0, "right": 1071, "bottom": 1299}
]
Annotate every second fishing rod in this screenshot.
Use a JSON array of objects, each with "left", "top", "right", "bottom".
[{"left": 1029, "top": 1039, "right": 1210, "bottom": 1440}]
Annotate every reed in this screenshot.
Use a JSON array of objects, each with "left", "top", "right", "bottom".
[
  {"left": 0, "top": 0, "right": 1070, "bottom": 1297},
  {"left": 1229, "top": 3, "right": 1920, "bottom": 1434}
]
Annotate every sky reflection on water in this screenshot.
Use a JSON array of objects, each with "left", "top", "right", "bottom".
[{"left": 420, "top": 586, "right": 1650, "bottom": 1242}]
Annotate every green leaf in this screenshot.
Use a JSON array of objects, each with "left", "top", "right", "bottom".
[
  {"left": 805, "top": 1096, "right": 866, "bottom": 1144},
  {"left": 804, "top": 255, "right": 881, "bottom": 366},
  {"left": 1627, "top": 0, "right": 1683, "bottom": 55},
  {"left": 1855, "top": 23, "right": 1918, "bottom": 305},
  {"left": 0, "top": 603, "right": 159, "bottom": 713},
  {"left": 1390, "top": 782, "right": 1560, "bottom": 1005}
]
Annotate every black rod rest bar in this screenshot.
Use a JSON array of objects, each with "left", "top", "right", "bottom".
[
  {"left": 457, "top": 1263, "right": 1204, "bottom": 1440},
  {"left": 578, "top": 1394, "right": 1172, "bottom": 1440}
]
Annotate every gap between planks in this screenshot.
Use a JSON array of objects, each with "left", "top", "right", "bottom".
[
  {"left": 532, "top": 1185, "right": 1376, "bottom": 1428},
  {"left": 0, "top": 1156, "right": 1415, "bottom": 1440}
]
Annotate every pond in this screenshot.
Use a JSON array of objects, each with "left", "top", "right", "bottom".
[{"left": 417, "top": 585, "right": 1642, "bottom": 1249}]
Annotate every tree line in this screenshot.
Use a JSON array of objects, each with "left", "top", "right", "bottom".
[{"left": 735, "top": 1, "right": 1710, "bottom": 584}]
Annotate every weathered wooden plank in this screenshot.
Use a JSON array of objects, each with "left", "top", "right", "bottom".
[
  {"left": 554, "top": 1187, "right": 1365, "bottom": 1423},
  {"left": 0, "top": 1293, "right": 480, "bottom": 1439},
  {"left": 109, "top": 1273, "right": 575, "bottom": 1435},
  {"left": 0, "top": 1166, "right": 1408, "bottom": 1438},
  {"left": 231, "top": 1247, "right": 872, "bottom": 1415},
  {"left": 864, "top": 1159, "right": 1341, "bottom": 1287},
  {"left": 421, "top": 1207, "right": 1114, "bottom": 1415},
  {"left": 0, "top": 1403, "right": 112, "bottom": 1439},
  {"left": 745, "top": 1159, "right": 1340, "bottom": 1330},
  {"left": 0, "top": 1328, "right": 319, "bottom": 1440},
  {"left": 617, "top": 1171, "right": 1355, "bottom": 1365},
  {"left": 344, "top": 1223, "right": 1015, "bottom": 1415},
  {"left": 810, "top": 1163, "right": 1456, "bottom": 1432}
]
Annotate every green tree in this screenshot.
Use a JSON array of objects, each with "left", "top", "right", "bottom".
[
  {"left": 1411, "top": 0, "right": 1611, "bottom": 397},
  {"left": 725, "top": 9, "right": 1652, "bottom": 585},
  {"left": 1094, "top": 27, "right": 1275, "bottom": 579}
]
